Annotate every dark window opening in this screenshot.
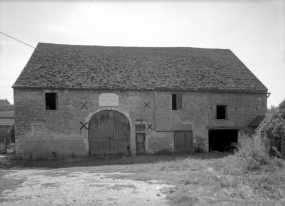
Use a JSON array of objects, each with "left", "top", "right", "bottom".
[
  {"left": 217, "top": 105, "right": 226, "bottom": 119},
  {"left": 172, "top": 94, "right": 182, "bottom": 110},
  {"left": 209, "top": 129, "right": 238, "bottom": 152},
  {"left": 45, "top": 93, "right": 58, "bottom": 110}
]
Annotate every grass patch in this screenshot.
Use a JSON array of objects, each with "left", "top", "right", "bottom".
[{"left": 1, "top": 148, "right": 285, "bottom": 205}]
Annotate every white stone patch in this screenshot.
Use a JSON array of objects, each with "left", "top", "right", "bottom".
[{"left": 99, "top": 93, "right": 119, "bottom": 106}]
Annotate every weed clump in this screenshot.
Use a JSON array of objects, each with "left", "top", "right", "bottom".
[
  {"left": 194, "top": 144, "right": 205, "bottom": 153},
  {"left": 257, "top": 99, "right": 285, "bottom": 157},
  {"left": 236, "top": 133, "right": 283, "bottom": 171}
]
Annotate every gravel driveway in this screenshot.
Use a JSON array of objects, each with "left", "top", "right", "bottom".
[{"left": 1, "top": 168, "right": 173, "bottom": 206}]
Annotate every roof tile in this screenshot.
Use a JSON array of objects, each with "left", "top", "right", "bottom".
[{"left": 13, "top": 43, "right": 268, "bottom": 92}]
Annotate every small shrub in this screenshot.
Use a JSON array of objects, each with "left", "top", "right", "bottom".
[
  {"left": 6, "top": 143, "right": 15, "bottom": 154},
  {"left": 194, "top": 144, "right": 205, "bottom": 153}
]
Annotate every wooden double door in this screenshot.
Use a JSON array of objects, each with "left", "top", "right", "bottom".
[
  {"left": 174, "top": 131, "right": 193, "bottom": 153},
  {"left": 88, "top": 110, "right": 130, "bottom": 156}
]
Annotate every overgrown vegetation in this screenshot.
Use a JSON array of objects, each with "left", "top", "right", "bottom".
[
  {"left": 193, "top": 143, "right": 205, "bottom": 153},
  {"left": 1, "top": 148, "right": 285, "bottom": 205},
  {"left": 235, "top": 133, "right": 283, "bottom": 171},
  {"left": 208, "top": 133, "right": 285, "bottom": 205},
  {"left": 5, "top": 143, "right": 15, "bottom": 154},
  {"left": 258, "top": 99, "right": 285, "bottom": 156},
  {"left": 2, "top": 113, "right": 285, "bottom": 205}
]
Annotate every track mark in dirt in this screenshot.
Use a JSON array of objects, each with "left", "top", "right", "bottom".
[{"left": 1, "top": 169, "right": 174, "bottom": 206}]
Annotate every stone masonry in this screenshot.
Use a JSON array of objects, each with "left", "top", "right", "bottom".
[{"left": 14, "top": 88, "right": 267, "bottom": 158}]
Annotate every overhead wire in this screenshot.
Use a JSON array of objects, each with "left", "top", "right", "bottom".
[{"left": 0, "top": 31, "right": 37, "bottom": 50}]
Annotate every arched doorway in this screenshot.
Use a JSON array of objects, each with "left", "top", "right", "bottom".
[{"left": 88, "top": 110, "right": 130, "bottom": 156}]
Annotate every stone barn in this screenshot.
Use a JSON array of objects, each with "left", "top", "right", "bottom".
[{"left": 13, "top": 43, "right": 268, "bottom": 158}]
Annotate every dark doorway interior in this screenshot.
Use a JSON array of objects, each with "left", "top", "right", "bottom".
[{"left": 209, "top": 129, "right": 238, "bottom": 152}]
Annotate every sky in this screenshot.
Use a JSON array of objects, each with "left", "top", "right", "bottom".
[{"left": 0, "top": 0, "right": 284, "bottom": 107}]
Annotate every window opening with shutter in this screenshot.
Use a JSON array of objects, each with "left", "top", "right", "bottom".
[{"left": 172, "top": 94, "right": 182, "bottom": 110}]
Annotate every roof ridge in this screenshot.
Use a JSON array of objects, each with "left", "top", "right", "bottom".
[{"left": 37, "top": 42, "right": 230, "bottom": 50}]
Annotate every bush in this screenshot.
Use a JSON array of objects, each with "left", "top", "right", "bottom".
[
  {"left": 194, "top": 144, "right": 205, "bottom": 153},
  {"left": 6, "top": 143, "right": 15, "bottom": 154},
  {"left": 257, "top": 99, "right": 285, "bottom": 156},
  {"left": 236, "top": 133, "right": 272, "bottom": 171},
  {"left": 235, "top": 133, "right": 284, "bottom": 171}
]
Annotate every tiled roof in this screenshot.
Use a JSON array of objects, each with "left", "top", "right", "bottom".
[
  {"left": 248, "top": 115, "right": 266, "bottom": 127},
  {"left": 0, "top": 99, "right": 11, "bottom": 105},
  {"left": 13, "top": 43, "right": 268, "bottom": 92},
  {"left": 0, "top": 119, "right": 14, "bottom": 126},
  {"left": 0, "top": 105, "right": 14, "bottom": 111}
]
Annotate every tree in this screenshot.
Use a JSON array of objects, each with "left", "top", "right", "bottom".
[
  {"left": 257, "top": 99, "right": 285, "bottom": 157},
  {"left": 267, "top": 105, "right": 277, "bottom": 114}
]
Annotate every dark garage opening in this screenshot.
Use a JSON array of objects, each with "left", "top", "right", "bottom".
[{"left": 209, "top": 129, "right": 238, "bottom": 152}]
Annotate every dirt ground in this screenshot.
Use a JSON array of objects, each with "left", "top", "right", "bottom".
[
  {"left": 2, "top": 153, "right": 284, "bottom": 206},
  {"left": 0, "top": 155, "right": 173, "bottom": 206}
]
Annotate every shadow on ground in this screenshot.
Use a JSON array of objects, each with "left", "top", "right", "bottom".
[{"left": 0, "top": 152, "right": 231, "bottom": 170}]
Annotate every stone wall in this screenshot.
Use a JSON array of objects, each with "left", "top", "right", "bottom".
[{"left": 14, "top": 88, "right": 267, "bottom": 158}]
